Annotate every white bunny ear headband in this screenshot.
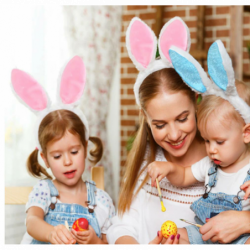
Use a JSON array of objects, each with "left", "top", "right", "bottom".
[
  {"left": 169, "top": 40, "right": 250, "bottom": 124},
  {"left": 126, "top": 16, "right": 191, "bottom": 106},
  {"left": 11, "top": 56, "right": 89, "bottom": 151}
]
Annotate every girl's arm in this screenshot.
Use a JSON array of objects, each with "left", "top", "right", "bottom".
[
  {"left": 26, "top": 206, "right": 75, "bottom": 244},
  {"left": 148, "top": 161, "right": 198, "bottom": 188},
  {"left": 115, "top": 236, "right": 139, "bottom": 244}
]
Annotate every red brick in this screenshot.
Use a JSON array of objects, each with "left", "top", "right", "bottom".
[
  {"left": 121, "top": 78, "right": 135, "bottom": 84},
  {"left": 127, "top": 109, "right": 139, "bottom": 116},
  {"left": 121, "top": 47, "right": 124, "bottom": 53},
  {"left": 205, "top": 7, "right": 213, "bottom": 16},
  {"left": 120, "top": 35, "right": 126, "bottom": 43},
  {"left": 120, "top": 68, "right": 124, "bottom": 74},
  {"left": 185, "top": 20, "right": 197, "bottom": 28},
  {"left": 123, "top": 14, "right": 137, "bottom": 21},
  {"left": 243, "top": 28, "right": 250, "bottom": 36},
  {"left": 190, "top": 8, "right": 197, "bottom": 16},
  {"left": 216, "top": 6, "right": 230, "bottom": 15},
  {"left": 120, "top": 110, "right": 124, "bottom": 115},
  {"left": 127, "top": 6, "right": 149, "bottom": 10},
  {"left": 121, "top": 120, "right": 136, "bottom": 126},
  {"left": 243, "top": 51, "right": 250, "bottom": 60},
  {"left": 121, "top": 99, "right": 136, "bottom": 105},
  {"left": 205, "top": 30, "right": 213, "bottom": 38},
  {"left": 216, "top": 29, "right": 230, "bottom": 37},
  {"left": 127, "top": 88, "right": 134, "bottom": 95},
  {"left": 121, "top": 140, "right": 128, "bottom": 147},
  {"left": 205, "top": 18, "right": 227, "bottom": 27},
  {"left": 121, "top": 57, "right": 132, "bottom": 64},
  {"left": 205, "top": 41, "right": 213, "bottom": 51},
  {"left": 190, "top": 31, "right": 197, "bottom": 39},
  {"left": 139, "top": 13, "right": 156, "bottom": 20},
  {"left": 127, "top": 67, "right": 138, "bottom": 74},
  {"left": 243, "top": 64, "right": 250, "bottom": 72},
  {"left": 244, "top": 16, "right": 250, "bottom": 24},
  {"left": 121, "top": 130, "right": 124, "bottom": 136},
  {"left": 164, "top": 10, "right": 186, "bottom": 18}
]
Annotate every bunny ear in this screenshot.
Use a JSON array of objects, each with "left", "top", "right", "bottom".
[
  {"left": 59, "top": 56, "right": 86, "bottom": 105},
  {"left": 11, "top": 69, "right": 49, "bottom": 112},
  {"left": 159, "top": 17, "right": 191, "bottom": 64},
  {"left": 207, "top": 40, "right": 235, "bottom": 92},
  {"left": 126, "top": 17, "right": 157, "bottom": 71},
  {"left": 169, "top": 46, "right": 210, "bottom": 93}
]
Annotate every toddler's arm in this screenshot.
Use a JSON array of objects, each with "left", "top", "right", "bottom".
[
  {"left": 147, "top": 161, "right": 197, "bottom": 188},
  {"left": 26, "top": 206, "right": 76, "bottom": 244},
  {"left": 240, "top": 180, "right": 250, "bottom": 200}
]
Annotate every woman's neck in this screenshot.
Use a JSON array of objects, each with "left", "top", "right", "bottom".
[{"left": 164, "top": 136, "right": 207, "bottom": 167}]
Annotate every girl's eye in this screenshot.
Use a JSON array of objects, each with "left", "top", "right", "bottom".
[
  {"left": 71, "top": 151, "right": 78, "bottom": 155},
  {"left": 178, "top": 117, "right": 188, "bottom": 123},
  {"left": 205, "top": 140, "right": 209, "bottom": 143},
  {"left": 216, "top": 141, "right": 224, "bottom": 145},
  {"left": 155, "top": 124, "right": 165, "bottom": 129},
  {"left": 54, "top": 155, "right": 61, "bottom": 159}
]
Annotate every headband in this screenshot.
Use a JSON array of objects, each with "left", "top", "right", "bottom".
[
  {"left": 169, "top": 40, "right": 250, "bottom": 124},
  {"left": 126, "top": 16, "right": 191, "bottom": 106},
  {"left": 11, "top": 56, "right": 89, "bottom": 151}
]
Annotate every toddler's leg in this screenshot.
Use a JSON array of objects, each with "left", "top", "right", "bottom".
[{"left": 177, "top": 228, "right": 190, "bottom": 244}]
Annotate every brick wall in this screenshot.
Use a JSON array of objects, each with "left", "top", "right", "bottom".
[{"left": 120, "top": 6, "right": 250, "bottom": 182}]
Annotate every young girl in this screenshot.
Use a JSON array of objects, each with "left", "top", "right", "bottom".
[
  {"left": 148, "top": 40, "right": 250, "bottom": 244},
  {"left": 11, "top": 56, "right": 115, "bottom": 244}
]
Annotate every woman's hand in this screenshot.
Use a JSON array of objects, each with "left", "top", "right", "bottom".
[
  {"left": 199, "top": 210, "right": 250, "bottom": 243},
  {"left": 149, "top": 231, "right": 180, "bottom": 244},
  {"left": 147, "top": 161, "right": 173, "bottom": 188},
  {"left": 71, "top": 225, "right": 99, "bottom": 244},
  {"left": 48, "top": 224, "right": 76, "bottom": 244}
]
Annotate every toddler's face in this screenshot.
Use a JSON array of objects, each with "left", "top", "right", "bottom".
[
  {"left": 42, "top": 130, "right": 86, "bottom": 186},
  {"left": 200, "top": 114, "right": 247, "bottom": 170}
]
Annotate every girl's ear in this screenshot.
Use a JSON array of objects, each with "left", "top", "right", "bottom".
[
  {"left": 40, "top": 152, "right": 50, "bottom": 168},
  {"left": 243, "top": 124, "right": 250, "bottom": 144}
]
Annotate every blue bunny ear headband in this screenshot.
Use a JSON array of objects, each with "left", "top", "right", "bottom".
[{"left": 169, "top": 40, "right": 250, "bottom": 124}]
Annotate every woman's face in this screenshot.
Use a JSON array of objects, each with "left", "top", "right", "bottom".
[{"left": 145, "top": 90, "right": 197, "bottom": 158}]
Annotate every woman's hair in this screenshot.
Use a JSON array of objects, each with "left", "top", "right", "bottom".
[
  {"left": 197, "top": 80, "right": 250, "bottom": 132},
  {"left": 118, "top": 67, "right": 198, "bottom": 215},
  {"left": 27, "top": 109, "right": 103, "bottom": 179}
]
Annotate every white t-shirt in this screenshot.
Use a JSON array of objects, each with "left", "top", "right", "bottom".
[
  {"left": 21, "top": 180, "right": 115, "bottom": 244},
  {"left": 192, "top": 156, "right": 250, "bottom": 211},
  {"left": 107, "top": 146, "right": 205, "bottom": 244}
]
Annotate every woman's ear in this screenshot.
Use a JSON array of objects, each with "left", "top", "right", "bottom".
[
  {"left": 40, "top": 152, "right": 50, "bottom": 168},
  {"left": 243, "top": 123, "right": 250, "bottom": 144}
]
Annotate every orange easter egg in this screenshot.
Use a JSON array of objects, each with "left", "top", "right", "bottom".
[
  {"left": 72, "top": 218, "right": 89, "bottom": 231},
  {"left": 161, "top": 220, "right": 177, "bottom": 239}
]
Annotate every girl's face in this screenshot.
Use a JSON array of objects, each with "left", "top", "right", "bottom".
[
  {"left": 41, "top": 130, "right": 86, "bottom": 187},
  {"left": 145, "top": 90, "right": 197, "bottom": 159}
]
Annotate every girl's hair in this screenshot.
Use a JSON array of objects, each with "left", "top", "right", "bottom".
[
  {"left": 118, "top": 67, "right": 199, "bottom": 215},
  {"left": 27, "top": 109, "right": 103, "bottom": 179},
  {"left": 197, "top": 80, "right": 250, "bottom": 132}
]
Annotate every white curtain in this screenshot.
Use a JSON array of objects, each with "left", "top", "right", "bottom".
[{"left": 63, "top": 6, "right": 122, "bottom": 200}]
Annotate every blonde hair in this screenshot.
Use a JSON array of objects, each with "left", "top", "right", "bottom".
[
  {"left": 118, "top": 68, "right": 200, "bottom": 215},
  {"left": 197, "top": 80, "right": 250, "bottom": 132},
  {"left": 27, "top": 109, "right": 103, "bottom": 179}
]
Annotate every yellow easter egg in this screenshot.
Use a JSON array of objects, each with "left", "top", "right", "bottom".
[{"left": 161, "top": 220, "right": 177, "bottom": 239}]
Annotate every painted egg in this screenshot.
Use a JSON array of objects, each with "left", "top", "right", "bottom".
[
  {"left": 72, "top": 218, "right": 89, "bottom": 231},
  {"left": 161, "top": 220, "right": 177, "bottom": 238}
]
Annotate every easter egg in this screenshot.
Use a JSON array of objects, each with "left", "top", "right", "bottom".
[
  {"left": 72, "top": 218, "right": 89, "bottom": 231},
  {"left": 161, "top": 220, "right": 177, "bottom": 238}
]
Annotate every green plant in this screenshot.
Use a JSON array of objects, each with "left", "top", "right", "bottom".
[{"left": 247, "top": 41, "right": 250, "bottom": 59}]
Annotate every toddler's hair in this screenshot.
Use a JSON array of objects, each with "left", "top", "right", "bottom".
[
  {"left": 197, "top": 80, "right": 250, "bottom": 132},
  {"left": 27, "top": 109, "right": 103, "bottom": 179}
]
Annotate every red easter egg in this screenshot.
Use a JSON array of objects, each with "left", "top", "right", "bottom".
[{"left": 72, "top": 218, "right": 89, "bottom": 231}]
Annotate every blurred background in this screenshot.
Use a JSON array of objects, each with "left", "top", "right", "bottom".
[{"left": 3, "top": 4, "right": 250, "bottom": 244}]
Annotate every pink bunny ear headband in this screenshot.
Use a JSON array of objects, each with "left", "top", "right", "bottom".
[
  {"left": 11, "top": 56, "right": 89, "bottom": 151},
  {"left": 169, "top": 40, "right": 250, "bottom": 124},
  {"left": 126, "top": 16, "right": 191, "bottom": 106}
]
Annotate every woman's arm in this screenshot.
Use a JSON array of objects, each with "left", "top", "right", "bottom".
[
  {"left": 26, "top": 206, "right": 75, "bottom": 244},
  {"left": 199, "top": 210, "right": 250, "bottom": 243},
  {"left": 148, "top": 161, "right": 198, "bottom": 188}
]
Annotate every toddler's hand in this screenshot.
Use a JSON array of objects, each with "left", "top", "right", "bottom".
[
  {"left": 71, "top": 225, "right": 98, "bottom": 244},
  {"left": 48, "top": 224, "right": 76, "bottom": 244},
  {"left": 241, "top": 180, "right": 250, "bottom": 200},
  {"left": 147, "top": 161, "right": 173, "bottom": 187}
]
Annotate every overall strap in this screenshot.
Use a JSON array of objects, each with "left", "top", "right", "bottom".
[
  {"left": 85, "top": 180, "right": 97, "bottom": 213},
  {"left": 43, "top": 179, "right": 59, "bottom": 210},
  {"left": 207, "top": 164, "right": 218, "bottom": 188},
  {"left": 242, "top": 168, "right": 250, "bottom": 184}
]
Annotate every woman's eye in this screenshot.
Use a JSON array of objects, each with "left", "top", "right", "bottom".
[
  {"left": 216, "top": 141, "right": 224, "bottom": 145},
  {"left": 54, "top": 155, "right": 61, "bottom": 159},
  {"left": 155, "top": 124, "right": 165, "bottom": 129},
  {"left": 178, "top": 117, "right": 187, "bottom": 123},
  {"left": 71, "top": 151, "right": 78, "bottom": 155}
]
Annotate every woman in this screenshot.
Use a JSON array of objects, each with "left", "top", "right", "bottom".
[{"left": 106, "top": 17, "right": 250, "bottom": 244}]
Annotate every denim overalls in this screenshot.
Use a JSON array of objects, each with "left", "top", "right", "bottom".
[
  {"left": 31, "top": 179, "right": 101, "bottom": 244},
  {"left": 186, "top": 164, "right": 250, "bottom": 244}
]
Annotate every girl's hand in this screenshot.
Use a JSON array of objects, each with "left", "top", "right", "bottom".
[
  {"left": 71, "top": 225, "right": 98, "bottom": 244},
  {"left": 149, "top": 231, "right": 179, "bottom": 244},
  {"left": 241, "top": 181, "right": 250, "bottom": 200},
  {"left": 147, "top": 161, "right": 173, "bottom": 187},
  {"left": 199, "top": 210, "right": 250, "bottom": 243},
  {"left": 48, "top": 224, "right": 76, "bottom": 244}
]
